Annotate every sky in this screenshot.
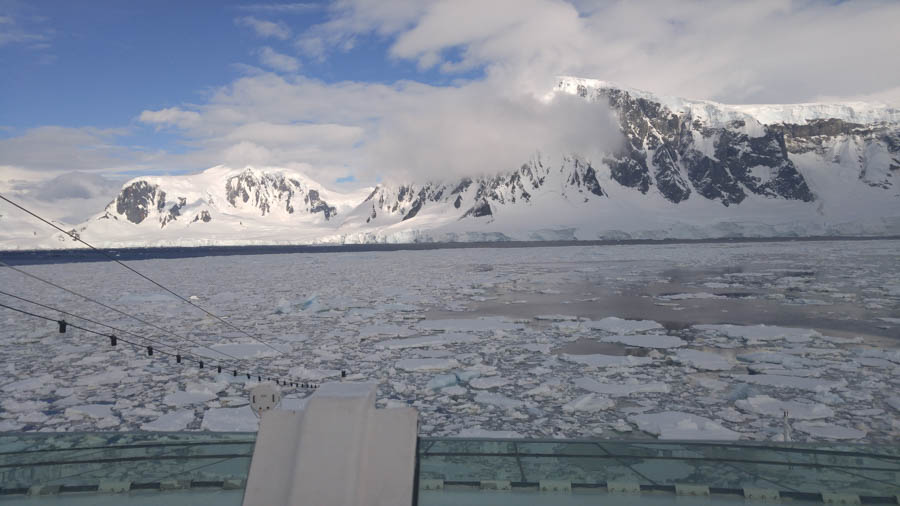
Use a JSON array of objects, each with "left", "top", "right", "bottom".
[{"left": 1, "top": 0, "right": 899, "bottom": 215}]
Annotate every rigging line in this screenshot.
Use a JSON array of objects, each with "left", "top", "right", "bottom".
[
  {"left": 0, "top": 301, "right": 186, "bottom": 361},
  {"left": 0, "top": 292, "right": 305, "bottom": 388},
  {"left": 0, "top": 260, "right": 245, "bottom": 364},
  {"left": 0, "top": 193, "right": 284, "bottom": 355},
  {"left": 0, "top": 289, "right": 181, "bottom": 355},
  {"left": 0, "top": 302, "right": 301, "bottom": 389}
]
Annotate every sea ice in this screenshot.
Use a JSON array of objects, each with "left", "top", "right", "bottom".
[
  {"left": 659, "top": 292, "right": 725, "bottom": 300},
  {"left": 455, "top": 428, "right": 523, "bottom": 438},
  {"left": 692, "top": 377, "right": 728, "bottom": 391},
  {"left": 75, "top": 369, "right": 131, "bottom": 386},
  {"left": 674, "top": 350, "right": 734, "bottom": 371},
  {"left": 793, "top": 421, "right": 866, "bottom": 440},
  {"left": 163, "top": 390, "right": 217, "bottom": 407},
  {"left": 201, "top": 406, "right": 259, "bottom": 431},
  {"left": 396, "top": 358, "right": 460, "bottom": 372},
  {"left": 441, "top": 385, "right": 468, "bottom": 396},
  {"left": 601, "top": 334, "right": 685, "bottom": 349},
  {"left": 561, "top": 393, "right": 614, "bottom": 413},
  {"left": 561, "top": 354, "right": 653, "bottom": 368},
  {"left": 0, "top": 420, "right": 24, "bottom": 431},
  {"left": 586, "top": 317, "right": 663, "bottom": 334},
  {"left": 630, "top": 411, "right": 741, "bottom": 440},
  {"left": 418, "top": 317, "right": 519, "bottom": 332},
  {"left": 736, "top": 352, "right": 812, "bottom": 368},
  {"left": 65, "top": 404, "right": 113, "bottom": 419},
  {"left": 473, "top": 392, "right": 524, "bottom": 409},
  {"left": 735, "top": 395, "right": 834, "bottom": 420},
  {"left": 1, "top": 375, "right": 54, "bottom": 393},
  {"left": 732, "top": 374, "right": 844, "bottom": 392},
  {"left": 375, "top": 333, "right": 477, "bottom": 349},
  {"left": 193, "top": 343, "right": 288, "bottom": 359},
  {"left": 469, "top": 376, "right": 509, "bottom": 389},
  {"left": 288, "top": 366, "right": 342, "bottom": 380},
  {"left": 574, "top": 378, "right": 670, "bottom": 397},
  {"left": 141, "top": 410, "right": 195, "bottom": 431},
  {"left": 426, "top": 374, "right": 459, "bottom": 390},
  {"left": 356, "top": 324, "right": 415, "bottom": 339},
  {"left": 534, "top": 314, "right": 582, "bottom": 321},
  {"left": 886, "top": 396, "right": 900, "bottom": 411},
  {"left": 696, "top": 324, "right": 819, "bottom": 343}
]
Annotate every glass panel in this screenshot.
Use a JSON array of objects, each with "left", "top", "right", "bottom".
[
  {"left": 418, "top": 438, "right": 900, "bottom": 499},
  {"left": 0, "top": 432, "right": 257, "bottom": 503}
]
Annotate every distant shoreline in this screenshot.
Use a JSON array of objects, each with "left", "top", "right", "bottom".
[{"left": 1, "top": 235, "right": 899, "bottom": 266}]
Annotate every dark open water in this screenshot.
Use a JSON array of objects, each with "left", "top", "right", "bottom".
[{"left": 2, "top": 235, "right": 898, "bottom": 266}]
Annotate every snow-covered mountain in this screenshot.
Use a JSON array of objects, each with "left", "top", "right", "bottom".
[{"left": 3, "top": 77, "right": 899, "bottom": 249}]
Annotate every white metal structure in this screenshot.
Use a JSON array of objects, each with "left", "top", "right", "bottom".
[{"left": 242, "top": 382, "right": 418, "bottom": 506}]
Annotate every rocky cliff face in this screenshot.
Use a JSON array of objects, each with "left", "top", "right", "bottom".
[
  {"left": 577, "top": 83, "right": 815, "bottom": 206},
  {"left": 224, "top": 170, "right": 336, "bottom": 219},
  {"left": 106, "top": 168, "right": 339, "bottom": 228},
  {"left": 361, "top": 79, "right": 896, "bottom": 220},
  {"left": 772, "top": 119, "right": 899, "bottom": 189},
  {"left": 362, "top": 155, "right": 606, "bottom": 224}
]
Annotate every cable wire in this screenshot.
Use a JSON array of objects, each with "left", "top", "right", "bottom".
[
  {"left": 0, "top": 193, "right": 284, "bottom": 355},
  {"left": 0, "top": 288, "right": 182, "bottom": 355},
  {"left": 0, "top": 301, "right": 310, "bottom": 389},
  {"left": 0, "top": 260, "right": 243, "bottom": 362},
  {"left": 0, "top": 263, "right": 305, "bottom": 383}
]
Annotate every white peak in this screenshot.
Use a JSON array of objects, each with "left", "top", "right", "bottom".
[{"left": 555, "top": 76, "right": 900, "bottom": 126}]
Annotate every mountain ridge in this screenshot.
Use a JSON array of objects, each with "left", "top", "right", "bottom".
[{"left": 2, "top": 77, "right": 898, "bottom": 249}]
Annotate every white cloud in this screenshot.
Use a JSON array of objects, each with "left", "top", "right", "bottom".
[
  {"left": 138, "top": 107, "right": 202, "bottom": 129},
  {"left": 0, "top": 10, "right": 52, "bottom": 47},
  {"left": 235, "top": 16, "right": 292, "bottom": 40},
  {"left": 8, "top": 0, "right": 900, "bottom": 192},
  {"left": 306, "top": 0, "right": 900, "bottom": 105},
  {"left": 132, "top": 72, "right": 621, "bottom": 184},
  {"left": 234, "top": 3, "right": 319, "bottom": 14},
  {"left": 258, "top": 46, "right": 301, "bottom": 72},
  {"left": 0, "top": 126, "right": 138, "bottom": 172}
]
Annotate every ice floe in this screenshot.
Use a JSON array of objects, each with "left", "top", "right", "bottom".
[
  {"left": 586, "top": 317, "right": 664, "bottom": 334},
  {"left": 562, "top": 393, "right": 614, "bottom": 413},
  {"left": 562, "top": 354, "right": 653, "bottom": 368},
  {"left": 469, "top": 376, "right": 510, "bottom": 389},
  {"left": 141, "top": 409, "right": 196, "bottom": 431},
  {"left": 163, "top": 390, "right": 217, "bottom": 407},
  {"left": 574, "top": 378, "right": 670, "bottom": 397},
  {"left": 674, "top": 349, "right": 734, "bottom": 371},
  {"left": 731, "top": 374, "right": 844, "bottom": 392},
  {"left": 375, "top": 333, "right": 477, "bottom": 349},
  {"left": 601, "top": 334, "right": 685, "bottom": 349},
  {"left": 695, "top": 324, "right": 820, "bottom": 343},
  {"left": 735, "top": 395, "right": 834, "bottom": 420},
  {"left": 418, "top": 317, "right": 519, "bottom": 332},
  {"left": 395, "top": 358, "right": 460, "bottom": 371},
  {"left": 630, "top": 411, "right": 741, "bottom": 440},
  {"left": 201, "top": 406, "right": 259, "bottom": 431},
  {"left": 473, "top": 392, "right": 524, "bottom": 409},
  {"left": 793, "top": 421, "right": 866, "bottom": 440}
]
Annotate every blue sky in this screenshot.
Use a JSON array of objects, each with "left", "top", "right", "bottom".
[
  {"left": 0, "top": 1, "right": 474, "bottom": 151},
  {"left": 1, "top": 0, "right": 898, "bottom": 191}
]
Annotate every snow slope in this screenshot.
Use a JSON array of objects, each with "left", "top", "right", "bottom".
[{"left": 2, "top": 79, "right": 898, "bottom": 249}]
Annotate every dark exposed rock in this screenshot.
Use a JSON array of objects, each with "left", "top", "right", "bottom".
[
  {"left": 191, "top": 210, "right": 211, "bottom": 223},
  {"left": 224, "top": 169, "right": 337, "bottom": 219},
  {"left": 461, "top": 199, "right": 492, "bottom": 219},
  {"left": 115, "top": 181, "right": 161, "bottom": 224},
  {"left": 402, "top": 198, "right": 423, "bottom": 221}
]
